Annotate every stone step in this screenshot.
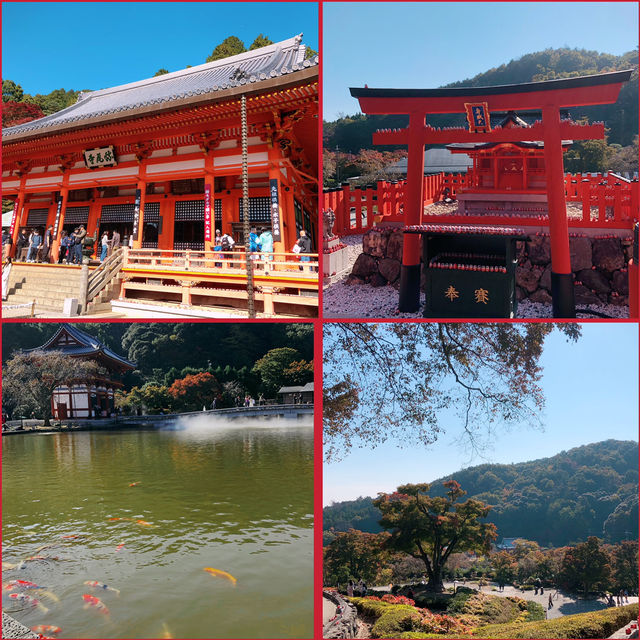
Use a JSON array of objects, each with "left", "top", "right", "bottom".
[
  {"left": 6, "top": 294, "right": 67, "bottom": 309},
  {"left": 86, "top": 301, "right": 113, "bottom": 314},
  {"left": 11, "top": 282, "right": 82, "bottom": 295}
]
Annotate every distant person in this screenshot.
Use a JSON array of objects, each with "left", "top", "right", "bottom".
[
  {"left": 221, "top": 232, "right": 235, "bottom": 254},
  {"left": 210, "top": 398, "right": 216, "bottom": 410},
  {"left": 295, "top": 229, "right": 312, "bottom": 272},
  {"left": 27, "top": 228, "right": 42, "bottom": 262},
  {"left": 347, "top": 580, "right": 354, "bottom": 597},
  {"left": 2, "top": 228, "right": 13, "bottom": 260},
  {"left": 258, "top": 227, "right": 273, "bottom": 272},
  {"left": 548, "top": 593, "right": 553, "bottom": 609},
  {"left": 73, "top": 225, "right": 87, "bottom": 263},
  {"left": 100, "top": 231, "right": 110, "bottom": 262},
  {"left": 41, "top": 225, "right": 54, "bottom": 263},
  {"left": 59, "top": 230, "right": 71, "bottom": 263},
  {"left": 249, "top": 226, "right": 261, "bottom": 264},
  {"left": 109, "top": 229, "right": 121, "bottom": 255},
  {"left": 258, "top": 393, "right": 265, "bottom": 406},
  {"left": 16, "top": 228, "right": 29, "bottom": 261}
]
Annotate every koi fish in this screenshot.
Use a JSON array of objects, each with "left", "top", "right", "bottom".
[
  {"left": 129, "top": 482, "right": 140, "bottom": 487},
  {"left": 61, "top": 534, "right": 85, "bottom": 539},
  {"left": 204, "top": 567, "right": 237, "bottom": 586},
  {"left": 9, "top": 592, "right": 49, "bottom": 613},
  {"left": 31, "top": 626, "right": 61, "bottom": 636},
  {"left": 108, "top": 517, "right": 133, "bottom": 522},
  {"left": 82, "top": 594, "right": 110, "bottom": 615},
  {"left": 6, "top": 579, "right": 44, "bottom": 589},
  {"left": 115, "top": 542, "right": 125, "bottom": 552},
  {"left": 34, "top": 543, "right": 60, "bottom": 553},
  {"left": 136, "top": 520, "right": 153, "bottom": 527},
  {"left": 161, "top": 622, "right": 173, "bottom": 639},
  {"left": 84, "top": 580, "right": 120, "bottom": 595},
  {"left": 3, "top": 583, "right": 16, "bottom": 591}
]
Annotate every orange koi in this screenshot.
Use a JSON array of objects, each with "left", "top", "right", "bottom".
[
  {"left": 136, "top": 519, "right": 153, "bottom": 527},
  {"left": 204, "top": 567, "right": 237, "bottom": 586},
  {"left": 108, "top": 517, "right": 133, "bottom": 522},
  {"left": 82, "top": 594, "right": 110, "bottom": 615},
  {"left": 31, "top": 625, "right": 61, "bottom": 636},
  {"left": 129, "top": 482, "right": 140, "bottom": 487},
  {"left": 84, "top": 580, "right": 120, "bottom": 595},
  {"left": 115, "top": 542, "right": 125, "bottom": 552}
]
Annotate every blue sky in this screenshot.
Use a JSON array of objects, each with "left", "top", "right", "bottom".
[
  {"left": 2, "top": 2, "right": 318, "bottom": 95},
  {"left": 324, "top": 322, "right": 639, "bottom": 505},
  {"left": 323, "top": 2, "right": 639, "bottom": 121}
]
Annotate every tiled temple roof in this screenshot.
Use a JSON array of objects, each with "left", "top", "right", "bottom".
[
  {"left": 4, "top": 34, "right": 317, "bottom": 138},
  {"left": 26, "top": 323, "right": 136, "bottom": 370}
]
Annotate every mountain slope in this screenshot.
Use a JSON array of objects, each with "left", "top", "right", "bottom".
[{"left": 323, "top": 440, "right": 639, "bottom": 547}]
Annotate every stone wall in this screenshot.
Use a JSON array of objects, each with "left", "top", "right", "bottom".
[
  {"left": 346, "top": 228, "right": 632, "bottom": 306},
  {"left": 323, "top": 590, "right": 359, "bottom": 639}
]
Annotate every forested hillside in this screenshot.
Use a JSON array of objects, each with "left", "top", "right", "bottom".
[
  {"left": 2, "top": 322, "right": 313, "bottom": 397},
  {"left": 324, "top": 440, "right": 639, "bottom": 547},
  {"left": 324, "top": 47, "right": 639, "bottom": 153}
]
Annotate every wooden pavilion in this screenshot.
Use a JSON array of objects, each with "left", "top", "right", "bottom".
[
  {"left": 25, "top": 324, "right": 136, "bottom": 419},
  {"left": 3, "top": 35, "right": 318, "bottom": 317}
]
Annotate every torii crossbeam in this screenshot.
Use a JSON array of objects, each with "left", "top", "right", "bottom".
[{"left": 351, "top": 70, "right": 633, "bottom": 318}]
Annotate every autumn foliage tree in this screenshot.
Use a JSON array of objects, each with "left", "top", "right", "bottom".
[
  {"left": 168, "top": 372, "right": 220, "bottom": 411},
  {"left": 559, "top": 536, "right": 611, "bottom": 596},
  {"left": 2, "top": 351, "right": 101, "bottom": 424},
  {"left": 3, "top": 100, "right": 44, "bottom": 127},
  {"left": 375, "top": 481, "right": 497, "bottom": 592},
  {"left": 323, "top": 529, "right": 391, "bottom": 586}
]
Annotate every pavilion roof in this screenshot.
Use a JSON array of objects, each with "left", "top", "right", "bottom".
[
  {"left": 4, "top": 35, "right": 317, "bottom": 140},
  {"left": 26, "top": 323, "right": 136, "bottom": 371}
]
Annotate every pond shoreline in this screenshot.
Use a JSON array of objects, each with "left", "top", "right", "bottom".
[{"left": 3, "top": 403, "right": 314, "bottom": 435}]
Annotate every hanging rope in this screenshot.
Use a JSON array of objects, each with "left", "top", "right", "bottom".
[{"left": 241, "top": 94, "right": 256, "bottom": 318}]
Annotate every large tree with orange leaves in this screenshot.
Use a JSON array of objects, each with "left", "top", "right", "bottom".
[
  {"left": 168, "top": 372, "right": 221, "bottom": 411},
  {"left": 374, "top": 481, "right": 497, "bottom": 592}
]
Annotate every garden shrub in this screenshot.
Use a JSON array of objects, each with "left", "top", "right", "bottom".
[
  {"left": 371, "top": 605, "right": 423, "bottom": 638},
  {"left": 473, "top": 603, "right": 638, "bottom": 639}
]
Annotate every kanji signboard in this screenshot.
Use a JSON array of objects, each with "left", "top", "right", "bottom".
[
  {"left": 132, "top": 189, "right": 141, "bottom": 242},
  {"left": 204, "top": 183, "right": 212, "bottom": 242},
  {"left": 464, "top": 103, "right": 491, "bottom": 133},
  {"left": 83, "top": 146, "right": 117, "bottom": 169},
  {"left": 269, "top": 178, "right": 282, "bottom": 242}
]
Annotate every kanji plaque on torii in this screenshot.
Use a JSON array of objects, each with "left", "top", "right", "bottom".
[{"left": 350, "top": 70, "right": 632, "bottom": 318}]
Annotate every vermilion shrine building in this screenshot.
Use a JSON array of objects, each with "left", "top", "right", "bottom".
[
  {"left": 3, "top": 36, "right": 318, "bottom": 317},
  {"left": 350, "top": 70, "right": 634, "bottom": 317},
  {"left": 26, "top": 324, "right": 136, "bottom": 420}
]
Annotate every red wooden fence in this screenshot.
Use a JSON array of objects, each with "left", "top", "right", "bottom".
[{"left": 323, "top": 172, "right": 638, "bottom": 236}]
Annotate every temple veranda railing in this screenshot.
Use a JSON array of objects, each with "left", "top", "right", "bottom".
[
  {"left": 323, "top": 172, "right": 639, "bottom": 236},
  {"left": 84, "top": 247, "right": 124, "bottom": 309}
]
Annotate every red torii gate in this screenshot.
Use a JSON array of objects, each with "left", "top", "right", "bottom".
[{"left": 351, "top": 70, "right": 632, "bottom": 318}]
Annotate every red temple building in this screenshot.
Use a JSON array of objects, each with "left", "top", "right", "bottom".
[
  {"left": 2, "top": 35, "right": 318, "bottom": 317},
  {"left": 447, "top": 111, "right": 572, "bottom": 216},
  {"left": 26, "top": 324, "right": 136, "bottom": 419}
]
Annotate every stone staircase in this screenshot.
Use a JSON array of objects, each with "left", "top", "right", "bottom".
[
  {"left": 85, "top": 276, "right": 122, "bottom": 315},
  {"left": 4, "top": 264, "right": 85, "bottom": 316}
]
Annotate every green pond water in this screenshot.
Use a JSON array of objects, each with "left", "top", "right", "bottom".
[{"left": 2, "top": 417, "right": 314, "bottom": 639}]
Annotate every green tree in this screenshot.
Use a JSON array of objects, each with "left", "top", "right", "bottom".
[
  {"left": 374, "top": 481, "right": 497, "bottom": 592},
  {"left": 154, "top": 68, "right": 170, "bottom": 76},
  {"left": 559, "top": 537, "right": 611, "bottom": 596},
  {"left": 249, "top": 34, "right": 273, "bottom": 50},
  {"left": 491, "top": 551, "right": 517, "bottom": 587},
  {"left": 33, "top": 88, "right": 80, "bottom": 115},
  {"left": 323, "top": 529, "right": 391, "bottom": 586},
  {"left": 252, "top": 347, "right": 302, "bottom": 396},
  {"left": 2, "top": 351, "right": 101, "bottom": 424},
  {"left": 323, "top": 323, "right": 581, "bottom": 461},
  {"left": 305, "top": 46, "right": 318, "bottom": 60},
  {"left": 2, "top": 79, "right": 24, "bottom": 102},
  {"left": 611, "top": 541, "right": 639, "bottom": 592},
  {"left": 206, "top": 36, "right": 246, "bottom": 62}
]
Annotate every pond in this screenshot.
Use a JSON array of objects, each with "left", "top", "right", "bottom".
[{"left": 2, "top": 416, "right": 313, "bottom": 639}]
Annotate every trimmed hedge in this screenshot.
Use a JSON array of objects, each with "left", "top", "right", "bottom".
[
  {"left": 473, "top": 603, "right": 638, "bottom": 639},
  {"left": 371, "top": 606, "right": 423, "bottom": 638}
]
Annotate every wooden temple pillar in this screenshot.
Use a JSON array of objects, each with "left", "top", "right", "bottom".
[
  {"left": 132, "top": 145, "right": 151, "bottom": 250},
  {"left": 51, "top": 185, "right": 70, "bottom": 262},
  {"left": 9, "top": 172, "right": 28, "bottom": 258},
  {"left": 268, "top": 146, "right": 286, "bottom": 258},
  {"left": 399, "top": 111, "right": 426, "bottom": 312},
  {"left": 542, "top": 105, "right": 575, "bottom": 318}
]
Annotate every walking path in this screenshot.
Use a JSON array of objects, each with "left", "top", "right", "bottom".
[
  {"left": 443, "top": 582, "right": 638, "bottom": 620},
  {"left": 323, "top": 596, "right": 337, "bottom": 625}
]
